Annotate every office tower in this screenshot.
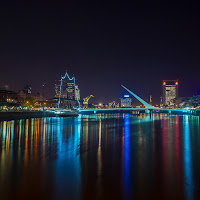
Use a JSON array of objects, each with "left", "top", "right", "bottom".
[
  {"left": 120, "top": 95, "right": 132, "bottom": 108},
  {"left": 162, "top": 80, "right": 178, "bottom": 107}
]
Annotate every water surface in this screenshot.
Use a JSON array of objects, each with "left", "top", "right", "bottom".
[{"left": 0, "top": 113, "right": 200, "bottom": 200}]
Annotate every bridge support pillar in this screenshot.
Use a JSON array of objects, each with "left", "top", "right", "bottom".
[
  {"left": 168, "top": 110, "right": 171, "bottom": 114},
  {"left": 149, "top": 109, "right": 153, "bottom": 117},
  {"left": 94, "top": 111, "right": 97, "bottom": 114},
  {"left": 145, "top": 109, "right": 150, "bottom": 114}
]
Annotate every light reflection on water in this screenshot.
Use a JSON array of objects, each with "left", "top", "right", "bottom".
[
  {"left": 122, "top": 114, "right": 131, "bottom": 199},
  {"left": 183, "top": 115, "right": 194, "bottom": 200},
  {"left": 0, "top": 114, "right": 200, "bottom": 200}
]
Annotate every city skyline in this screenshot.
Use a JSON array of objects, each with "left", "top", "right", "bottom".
[
  {"left": 1, "top": 2, "right": 200, "bottom": 200},
  {"left": 0, "top": 2, "right": 200, "bottom": 104},
  {"left": 0, "top": 71, "right": 198, "bottom": 105}
]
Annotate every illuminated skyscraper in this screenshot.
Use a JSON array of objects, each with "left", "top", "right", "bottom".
[
  {"left": 66, "top": 81, "right": 75, "bottom": 100},
  {"left": 55, "top": 80, "right": 68, "bottom": 98},
  {"left": 162, "top": 80, "right": 178, "bottom": 107},
  {"left": 75, "top": 85, "right": 80, "bottom": 101},
  {"left": 56, "top": 71, "right": 80, "bottom": 109}
]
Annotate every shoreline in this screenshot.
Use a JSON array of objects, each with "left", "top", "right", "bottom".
[
  {"left": 0, "top": 110, "right": 199, "bottom": 121},
  {"left": 0, "top": 110, "right": 78, "bottom": 121}
]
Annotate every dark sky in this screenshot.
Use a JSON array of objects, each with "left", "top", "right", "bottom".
[{"left": 0, "top": 1, "right": 200, "bottom": 104}]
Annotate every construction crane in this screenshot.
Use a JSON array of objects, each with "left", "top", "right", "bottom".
[
  {"left": 109, "top": 101, "right": 116, "bottom": 108},
  {"left": 83, "top": 95, "right": 94, "bottom": 109}
]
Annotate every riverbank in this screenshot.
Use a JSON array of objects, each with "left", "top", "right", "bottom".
[
  {"left": 0, "top": 110, "right": 78, "bottom": 121},
  {"left": 1, "top": 109, "right": 199, "bottom": 121}
]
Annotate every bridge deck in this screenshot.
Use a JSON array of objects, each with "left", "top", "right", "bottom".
[{"left": 79, "top": 108, "right": 190, "bottom": 113}]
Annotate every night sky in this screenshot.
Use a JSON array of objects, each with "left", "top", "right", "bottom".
[{"left": 0, "top": 1, "right": 200, "bottom": 104}]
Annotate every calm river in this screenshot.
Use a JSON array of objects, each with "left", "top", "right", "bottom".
[{"left": 0, "top": 114, "right": 200, "bottom": 200}]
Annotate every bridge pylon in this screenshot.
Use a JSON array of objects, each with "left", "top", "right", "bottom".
[{"left": 121, "top": 85, "right": 155, "bottom": 109}]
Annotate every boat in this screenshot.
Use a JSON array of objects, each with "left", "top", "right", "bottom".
[
  {"left": 54, "top": 108, "right": 78, "bottom": 117},
  {"left": 46, "top": 108, "right": 79, "bottom": 117}
]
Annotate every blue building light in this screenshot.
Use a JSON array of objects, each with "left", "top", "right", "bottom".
[{"left": 124, "top": 95, "right": 130, "bottom": 98}]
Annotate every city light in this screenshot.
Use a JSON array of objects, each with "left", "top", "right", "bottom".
[
  {"left": 58, "top": 71, "right": 80, "bottom": 108},
  {"left": 1, "top": 3, "right": 200, "bottom": 200}
]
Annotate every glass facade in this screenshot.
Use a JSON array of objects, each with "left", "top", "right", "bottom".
[{"left": 120, "top": 97, "right": 132, "bottom": 108}]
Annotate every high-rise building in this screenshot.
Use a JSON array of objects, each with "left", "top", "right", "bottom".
[
  {"left": 55, "top": 80, "right": 68, "bottom": 98},
  {"left": 55, "top": 72, "right": 80, "bottom": 109},
  {"left": 120, "top": 95, "right": 132, "bottom": 108},
  {"left": 66, "top": 81, "right": 75, "bottom": 101},
  {"left": 18, "top": 84, "right": 32, "bottom": 101},
  {"left": 55, "top": 80, "right": 60, "bottom": 98},
  {"left": 23, "top": 84, "right": 32, "bottom": 94},
  {"left": 162, "top": 80, "right": 178, "bottom": 107},
  {"left": 150, "top": 95, "right": 152, "bottom": 104},
  {"left": 75, "top": 85, "right": 80, "bottom": 101},
  {"left": 160, "top": 96, "right": 163, "bottom": 107}
]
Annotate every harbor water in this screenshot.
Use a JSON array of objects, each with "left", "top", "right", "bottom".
[{"left": 0, "top": 113, "right": 200, "bottom": 200}]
